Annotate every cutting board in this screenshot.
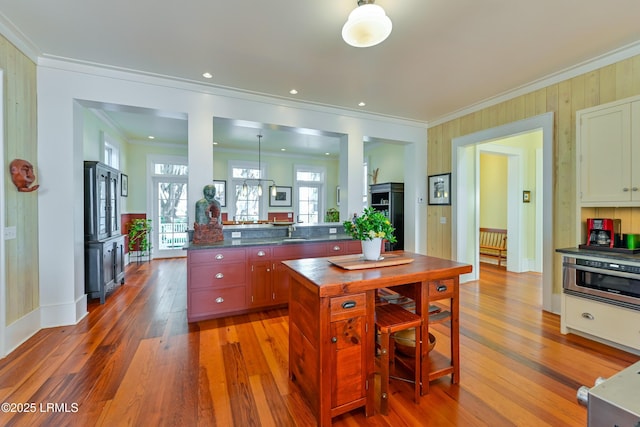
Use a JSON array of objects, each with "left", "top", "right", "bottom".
[{"left": 327, "top": 253, "right": 414, "bottom": 270}]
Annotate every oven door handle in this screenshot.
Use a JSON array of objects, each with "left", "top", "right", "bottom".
[{"left": 563, "top": 262, "right": 640, "bottom": 280}]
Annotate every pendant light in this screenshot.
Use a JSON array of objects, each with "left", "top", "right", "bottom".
[
  {"left": 342, "top": 0, "right": 392, "bottom": 48},
  {"left": 241, "top": 134, "right": 277, "bottom": 198}
]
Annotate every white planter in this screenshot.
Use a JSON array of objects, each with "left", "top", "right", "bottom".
[{"left": 361, "top": 238, "right": 382, "bottom": 261}]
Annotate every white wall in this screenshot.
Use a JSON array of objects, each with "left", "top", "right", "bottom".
[{"left": 36, "top": 59, "right": 428, "bottom": 326}]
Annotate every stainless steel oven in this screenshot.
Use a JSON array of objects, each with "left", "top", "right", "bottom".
[{"left": 563, "top": 257, "right": 640, "bottom": 309}]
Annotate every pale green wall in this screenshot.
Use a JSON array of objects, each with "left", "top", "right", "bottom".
[
  {"left": 2, "top": 34, "right": 39, "bottom": 325},
  {"left": 479, "top": 130, "right": 542, "bottom": 259},
  {"left": 82, "top": 108, "right": 132, "bottom": 212},
  {"left": 125, "top": 143, "right": 188, "bottom": 213},
  {"left": 480, "top": 154, "right": 508, "bottom": 228},
  {"left": 365, "top": 143, "right": 405, "bottom": 184}
]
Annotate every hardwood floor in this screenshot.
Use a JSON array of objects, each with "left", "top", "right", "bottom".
[{"left": 0, "top": 259, "right": 637, "bottom": 426}]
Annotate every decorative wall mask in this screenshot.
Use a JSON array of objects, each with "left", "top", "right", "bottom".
[{"left": 9, "top": 158, "right": 40, "bottom": 192}]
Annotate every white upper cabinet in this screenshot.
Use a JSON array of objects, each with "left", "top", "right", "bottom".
[{"left": 577, "top": 98, "right": 640, "bottom": 206}]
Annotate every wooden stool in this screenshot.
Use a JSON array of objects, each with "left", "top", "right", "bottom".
[{"left": 375, "top": 303, "right": 422, "bottom": 415}]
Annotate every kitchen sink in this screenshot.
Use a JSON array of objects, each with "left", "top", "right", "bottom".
[{"left": 282, "top": 238, "right": 308, "bottom": 242}]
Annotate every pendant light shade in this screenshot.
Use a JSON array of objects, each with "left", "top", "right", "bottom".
[{"left": 342, "top": 1, "right": 392, "bottom": 48}]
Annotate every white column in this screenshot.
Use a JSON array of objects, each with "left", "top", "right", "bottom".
[{"left": 188, "top": 110, "right": 214, "bottom": 227}]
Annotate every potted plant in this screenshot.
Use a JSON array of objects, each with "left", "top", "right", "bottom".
[
  {"left": 325, "top": 207, "right": 340, "bottom": 223},
  {"left": 127, "top": 218, "right": 152, "bottom": 256},
  {"left": 343, "top": 207, "right": 396, "bottom": 260}
]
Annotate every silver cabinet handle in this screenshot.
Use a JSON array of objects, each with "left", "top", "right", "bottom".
[
  {"left": 633, "top": 187, "right": 639, "bottom": 192},
  {"left": 215, "top": 273, "right": 224, "bottom": 279},
  {"left": 257, "top": 250, "right": 266, "bottom": 257},
  {"left": 215, "top": 254, "right": 224, "bottom": 260},
  {"left": 581, "top": 312, "right": 594, "bottom": 320},
  {"left": 623, "top": 187, "right": 630, "bottom": 192},
  {"left": 215, "top": 297, "right": 224, "bottom": 303},
  {"left": 332, "top": 245, "right": 341, "bottom": 251}
]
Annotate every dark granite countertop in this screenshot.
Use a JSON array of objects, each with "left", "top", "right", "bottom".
[
  {"left": 556, "top": 247, "right": 640, "bottom": 263},
  {"left": 184, "top": 234, "right": 355, "bottom": 250}
]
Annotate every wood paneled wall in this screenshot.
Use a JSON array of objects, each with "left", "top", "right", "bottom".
[
  {"left": 427, "top": 54, "right": 640, "bottom": 293},
  {"left": 1, "top": 35, "right": 39, "bottom": 324}
]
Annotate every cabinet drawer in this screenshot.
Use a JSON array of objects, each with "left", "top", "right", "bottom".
[
  {"left": 429, "top": 279, "right": 454, "bottom": 300},
  {"left": 327, "top": 240, "right": 362, "bottom": 255},
  {"left": 331, "top": 293, "right": 367, "bottom": 321},
  {"left": 189, "top": 248, "right": 246, "bottom": 264},
  {"left": 248, "top": 246, "right": 272, "bottom": 259},
  {"left": 273, "top": 242, "right": 326, "bottom": 260},
  {"left": 565, "top": 294, "right": 640, "bottom": 350},
  {"left": 189, "top": 262, "right": 246, "bottom": 289},
  {"left": 189, "top": 286, "right": 246, "bottom": 318}
]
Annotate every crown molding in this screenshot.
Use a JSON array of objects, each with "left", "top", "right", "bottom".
[
  {"left": 0, "top": 12, "right": 40, "bottom": 62},
  {"left": 428, "top": 40, "right": 640, "bottom": 127}
]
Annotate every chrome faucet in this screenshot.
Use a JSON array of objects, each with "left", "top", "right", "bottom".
[{"left": 287, "top": 224, "right": 296, "bottom": 238}]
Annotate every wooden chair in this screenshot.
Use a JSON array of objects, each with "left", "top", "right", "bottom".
[{"left": 375, "top": 302, "right": 422, "bottom": 415}]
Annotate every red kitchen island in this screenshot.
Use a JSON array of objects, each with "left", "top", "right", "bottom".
[{"left": 282, "top": 251, "right": 472, "bottom": 426}]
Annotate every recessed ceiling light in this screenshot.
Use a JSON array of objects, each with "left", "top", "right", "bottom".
[
  {"left": 202, "top": 72, "right": 213, "bottom": 79},
  {"left": 289, "top": 89, "right": 298, "bottom": 95},
  {"left": 213, "top": 141, "right": 219, "bottom": 145},
  {"left": 358, "top": 102, "right": 366, "bottom": 107},
  {"left": 148, "top": 135, "right": 155, "bottom": 139},
  {"left": 281, "top": 148, "right": 286, "bottom": 151},
  {"left": 325, "top": 152, "right": 330, "bottom": 156}
]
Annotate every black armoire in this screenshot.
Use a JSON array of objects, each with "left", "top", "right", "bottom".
[
  {"left": 84, "top": 161, "right": 125, "bottom": 303},
  {"left": 370, "top": 182, "right": 404, "bottom": 251}
]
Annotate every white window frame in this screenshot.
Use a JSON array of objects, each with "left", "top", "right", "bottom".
[
  {"left": 103, "top": 131, "right": 120, "bottom": 169},
  {"left": 228, "top": 160, "right": 268, "bottom": 221},
  {"left": 294, "top": 164, "right": 326, "bottom": 224},
  {"left": 146, "top": 155, "right": 189, "bottom": 259}
]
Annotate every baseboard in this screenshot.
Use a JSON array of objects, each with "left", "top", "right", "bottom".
[
  {"left": 2, "top": 308, "right": 40, "bottom": 357},
  {"left": 40, "top": 296, "right": 86, "bottom": 328}
]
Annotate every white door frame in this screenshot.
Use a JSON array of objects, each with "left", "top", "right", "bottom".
[
  {"left": 476, "top": 143, "right": 526, "bottom": 273},
  {"left": 146, "top": 155, "right": 189, "bottom": 259},
  {"left": 452, "top": 112, "right": 556, "bottom": 313}
]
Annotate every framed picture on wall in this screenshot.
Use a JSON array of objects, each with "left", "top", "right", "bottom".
[
  {"left": 269, "top": 186, "right": 292, "bottom": 207},
  {"left": 121, "top": 174, "right": 128, "bottom": 197},
  {"left": 428, "top": 173, "right": 451, "bottom": 205},
  {"left": 213, "top": 180, "right": 226, "bottom": 207}
]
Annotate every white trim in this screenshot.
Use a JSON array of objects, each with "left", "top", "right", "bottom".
[
  {"left": 0, "top": 69, "right": 5, "bottom": 356},
  {"left": 3, "top": 309, "right": 40, "bottom": 357},
  {"left": 147, "top": 154, "right": 189, "bottom": 259},
  {"left": 38, "top": 57, "right": 428, "bottom": 127},
  {"left": 430, "top": 40, "right": 640, "bottom": 127},
  {"left": 0, "top": 16, "right": 40, "bottom": 62},
  {"left": 294, "top": 164, "right": 327, "bottom": 224},
  {"left": 452, "top": 112, "right": 556, "bottom": 314}
]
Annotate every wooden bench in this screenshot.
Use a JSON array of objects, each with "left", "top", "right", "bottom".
[{"left": 479, "top": 228, "right": 507, "bottom": 267}]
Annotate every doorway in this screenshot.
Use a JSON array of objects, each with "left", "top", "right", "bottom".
[
  {"left": 148, "top": 156, "right": 189, "bottom": 259},
  {"left": 452, "top": 113, "right": 555, "bottom": 313}
]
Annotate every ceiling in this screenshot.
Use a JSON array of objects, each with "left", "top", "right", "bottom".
[{"left": 2, "top": 0, "right": 640, "bottom": 154}]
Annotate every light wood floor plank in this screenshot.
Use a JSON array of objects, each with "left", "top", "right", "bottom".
[{"left": 0, "top": 259, "right": 637, "bottom": 426}]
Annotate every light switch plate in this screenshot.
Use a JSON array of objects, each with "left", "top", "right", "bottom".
[
  {"left": 440, "top": 217, "right": 447, "bottom": 224},
  {"left": 231, "top": 231, "right": 241, "bottom": 238},
  {"left": 4, "top": 226, "right": 17, "bottom": 240},
  {"left": 329, "top": 228, "right": 337, "bottom": 234}
]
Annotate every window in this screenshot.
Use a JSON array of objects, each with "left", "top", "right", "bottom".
[
  {"left": 149, "top": 156, "right": 188, "bottom": 258},
  {"left": 295, "top": 166, "right": 325, "bottom": 224},
  {"left": 104, "top": 140, "right": 119, "bottom": 169},
  {"left": 230, "top": 162, "right": 264, "bottom": 222}
]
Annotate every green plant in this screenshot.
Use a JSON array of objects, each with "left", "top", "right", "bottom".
[
  {"left": 343, "top": 207, "right": 396, "bottom": 243},
  {"left": 128, "top": 218, "right": 152, "bottom": 252},
  {"left": 325, "top": 208, "right": 340, "bottom": 223}
]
